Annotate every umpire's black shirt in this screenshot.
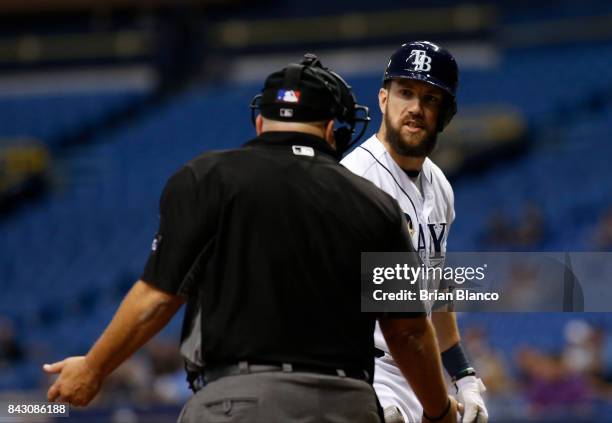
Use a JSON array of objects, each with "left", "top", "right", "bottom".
[{"left": 142, "top": 131, "right": 413, "bottom": 377}]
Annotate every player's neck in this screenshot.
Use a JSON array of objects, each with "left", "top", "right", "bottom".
[{"left": 376, "top": 131, "right": 426, "bottom": 173}]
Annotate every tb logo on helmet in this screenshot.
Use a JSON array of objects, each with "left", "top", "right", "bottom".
[{"left": 407, "top": 49, "right": 432, "bottom": 72}]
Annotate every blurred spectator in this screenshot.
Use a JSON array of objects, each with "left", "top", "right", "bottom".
[
  {"left": 592, "top": 207, "right": 612, "bottom": 250},
  {"left": 601, "top": 326, "right": 612, "bottom": 394},
  {"left": 516, "top": 203, "right": 545, "bottom": 248},
  {"left": 145, "top": 338, "right": 183, "bottom": 376},
  {"left": 563, "top": 320, "right": 602, "bottom": 377},
  {"left": 94, "top": 337, "right": 186, "bottom": 406},
  {"left": 563, "top": 320, "right": 612, "bottom": 402},
  {"left": 153, "top": 369, "right": 193, "bottom": 404},
  {"left": 463, "top": 325, "right": 513, "bottom": 395},
  {"left": 516, "top": 346, "right": 591, "bottom": 417},
  {"left": 145, "top": 338, "right": 190, "bottom": 404},
  {"left": 97, "top": 353, "right": 155, "bottom": 405},
  {"left": 504, "top": 264, "right": 538, "bottom": 310},
  {"left": 480, "top": 203, "right": 546, "bottom": 249},
  {"left": 480, "top": 209, "right": 513, "bottom": 248},
  {"left": 0, "top": 317, "right": 25, "bottom": 367}
]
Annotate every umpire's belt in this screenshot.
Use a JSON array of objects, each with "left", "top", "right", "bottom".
[{"left": 204, "top": 361, "right": 370, "bottom": 384}]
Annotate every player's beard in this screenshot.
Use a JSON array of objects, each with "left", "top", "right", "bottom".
[{"left": 384, "top": 111, "right": 438, "bottom": 158}]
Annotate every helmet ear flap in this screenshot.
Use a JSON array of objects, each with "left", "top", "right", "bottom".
[{"left": 438, "top": 96, "right": 457, "bottom": 132}]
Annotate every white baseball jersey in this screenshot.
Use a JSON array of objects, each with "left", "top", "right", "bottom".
[{"left": 341, "top": 134, "right": 455, "bottom": 423}]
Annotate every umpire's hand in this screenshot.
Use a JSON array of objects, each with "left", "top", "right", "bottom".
[
  {"left": 43, "top": 356, "right": 103, "bottom": 406},
  {"left": 421, "top": 396, "right": 461, "bottom": 423}
]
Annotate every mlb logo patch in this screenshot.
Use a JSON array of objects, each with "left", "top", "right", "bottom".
[{"left": 277, "top": 89, "right": 301, "bottom": 103}]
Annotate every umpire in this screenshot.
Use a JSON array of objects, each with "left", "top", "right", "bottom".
[{"left": 44, "top": 54, "right": 456, "bottom": 423}]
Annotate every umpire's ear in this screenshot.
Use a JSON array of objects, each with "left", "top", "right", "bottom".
[
  {"left": 255, "top": 115, "right": 264, "bottom": 136},
  {"left": 324, "top": 120, "right": 336, "bottom": 150}
]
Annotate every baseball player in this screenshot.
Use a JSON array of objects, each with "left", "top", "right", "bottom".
[{"left": 342, "top": 41, "right": 489, "bottom": 423}]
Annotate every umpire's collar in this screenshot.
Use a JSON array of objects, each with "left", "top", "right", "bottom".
[{"left": 243, "top": 131, "right": 339, "bottom": 161}]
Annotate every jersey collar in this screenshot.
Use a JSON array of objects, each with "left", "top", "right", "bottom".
[{"left": 244, "top": 131, "right": 338, "bottom": 160}]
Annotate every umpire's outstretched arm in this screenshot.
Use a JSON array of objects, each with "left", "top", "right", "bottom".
[{"left": 43, "top": 280, "right": 184, "bottom": 406}]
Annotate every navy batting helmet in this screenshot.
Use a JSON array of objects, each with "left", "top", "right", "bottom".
[{"left": 383, "top": 41, "right": 459, "bottom": 131}]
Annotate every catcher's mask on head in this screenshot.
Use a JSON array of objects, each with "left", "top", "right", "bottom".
[
  {"left": 383, "top": 41, "right": 459, "bottom": 132},
  {"left": 250, "top": 53, "right": 370, "bottom": 156}
]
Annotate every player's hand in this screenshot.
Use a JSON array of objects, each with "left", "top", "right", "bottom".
[
  {"left": 43, "top": 356, "right": 104, "bottom": 406},
  {"left": 422, "top": 396, "right": 461, "bottom": 423},
  {"left": 453, "top": 376, "right": 488, "bottom": 422}
]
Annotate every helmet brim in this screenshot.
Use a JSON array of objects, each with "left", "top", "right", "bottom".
[{"left": 383, "top": 72, "right": 455, "bottom": 99}]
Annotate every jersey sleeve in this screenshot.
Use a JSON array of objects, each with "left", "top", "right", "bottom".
[{"left": 141, "top": 166, "right": 206, "bottom": 295}]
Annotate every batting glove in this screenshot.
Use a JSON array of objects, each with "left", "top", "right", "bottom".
[{"left": 453, "top": 376, "right": 488, "bottom": 423}]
